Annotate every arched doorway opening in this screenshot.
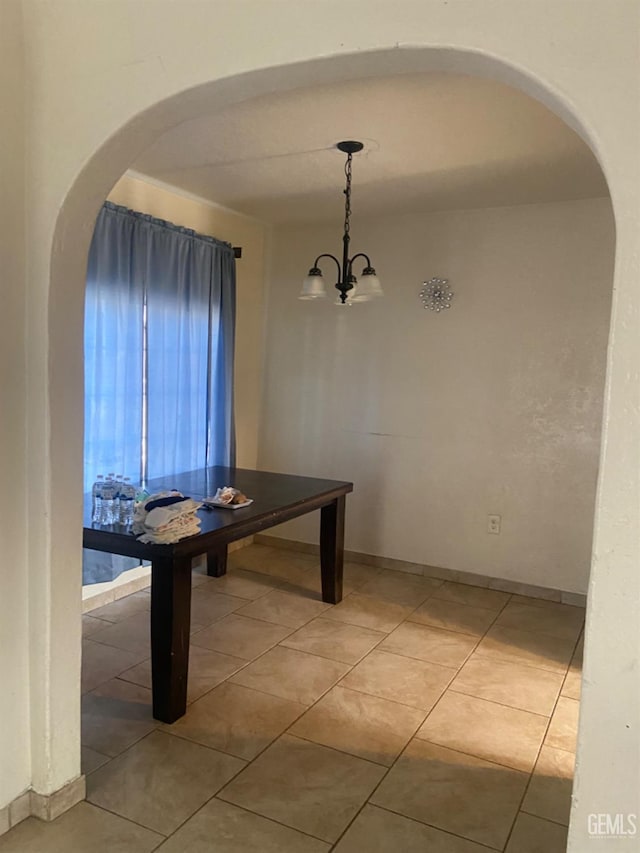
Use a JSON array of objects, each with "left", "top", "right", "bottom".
[{"left": 42, "top": 45, "right": 619, "bottom": 851}]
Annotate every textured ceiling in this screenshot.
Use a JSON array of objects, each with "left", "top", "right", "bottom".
[{"left": 132, "top": 72, "right": 608, "bottom": 224}]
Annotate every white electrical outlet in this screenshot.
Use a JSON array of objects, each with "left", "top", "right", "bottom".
[{"left": 488, "top": 514, "right": 501, "bottom": 535}]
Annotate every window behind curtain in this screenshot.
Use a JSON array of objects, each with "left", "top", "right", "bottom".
[{"left": 83, "top": 202, "right": 236, "bottom": 584}]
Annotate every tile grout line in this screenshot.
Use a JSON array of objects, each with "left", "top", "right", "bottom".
[
  {"left": 212, "top": 795, "right": 335, "bottom": 846},
  {"left": 144, "top": 739, "right": 255, "bottom": 845},
  {"left": 326, "top": 715, "right": 458, "bottom": 849},
  {"left": 151, "top": 614, "right": 392, "bottom": 848},
  {"left": 153, "top": 570, "right": 402, "bottom": 766},
  {"left": 82, "top": 800, "right": 170, "bottom": 843},
  {"left": 328, "top": 672, "right": 457, "bottom": 714},
  {"left": 193, "top": 574, "right": 508, "bottom": 842},
  {"left": 130, "top": 735, "right": 254, "bottom": 847},
  {"left": 326, "top": 593, "right": 517, "bottom": 849},
  {"left": 461, "top": 645, "right": 583, "bottom": 678},
  {"left": 355, "top": 802, "right": 503, "bottom": 852},
  {"left": 472, "top": 650, "right": 578, "bottom": 678},
  {"left": 282, "top": 729, "right": 400, "bottom": 771},
  {"left": 402, "top": 735, "right": 540, "bottom": 779},
  {"left": 445, "top": 686, "right": 559, "bottom": 719},
  {"left": 159, "top": 690, "right": 310, "bottom": 764},
  {"left": 519, "top": 807, "right": 572, "bottom": 830},
  {"left": 189, "top": 573, "right": 438, "bottom": 709},
  {"left": 174, "top": 578, "right": 447, "bottom": 842},
  {"left": 86, "top": 562, "right": 389, "bottom": 771},
  {"left": 80, "top": 558, "right": 582, "bottom": 850},
  {"left": 83, "top": 578, "right": 285, "bottom": 804},
  {"left": 85, "top": 716, "right": 271, "bottom": 846},
  {"left": 168, "top": 560, "right": 414, "bottom": 845},
  {"left": 227, "top": 588, "right": 493, "bottom": 767},
  {"left": 498, "top": 630, "right": 582, "bottom": 851},
  {"left": 158, "top": 592, "right": 441, "bottom": 744},
  {"left": 404, "top": 590, "right": 576, "bottom": 798},
  {"left": 347, "top": 589, "right": 507, "bottom": 681},
  {"left": 91, "top": 639, "right": 574, "bottom": 840}
]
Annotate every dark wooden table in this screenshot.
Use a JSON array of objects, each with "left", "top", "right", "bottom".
[{"left": 83, "top": 467, "right": 353, "bottom": 723}]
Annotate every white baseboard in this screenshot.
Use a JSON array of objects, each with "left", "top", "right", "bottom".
[
  {"left": 254, "top": 534, "right": 587, "bottom": 607},
  {"left": 0, "top": 776, "right": 86, "bottom": 837}
]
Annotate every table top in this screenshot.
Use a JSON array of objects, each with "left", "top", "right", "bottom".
[{"left": 83, "top": 466, "right": 353, "bottom": 558}]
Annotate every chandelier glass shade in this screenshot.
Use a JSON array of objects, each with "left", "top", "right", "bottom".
[{"left": 300, "top": 141, "right": 383, "bottom": 305}]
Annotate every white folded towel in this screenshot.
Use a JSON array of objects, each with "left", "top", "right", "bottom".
[
  {"left": 133, "top": 491, "right": 203, "bottom": 544},
  {"left": 144, "top": 498, "right": 202, "bottom": 532}
]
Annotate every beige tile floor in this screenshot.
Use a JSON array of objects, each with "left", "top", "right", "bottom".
[{"left": 1, "top": 544, "right": 583, "bottom": 852}]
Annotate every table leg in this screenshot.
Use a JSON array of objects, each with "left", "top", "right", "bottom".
[
  {"left": 320, "top": 495, "right": 345, "bottom": 604},
  {"left": 150, "top": 554, "right": 192, "bottom": 723},
  {"left": 207, "top": 545, "right": 228, "bottom": 577}
]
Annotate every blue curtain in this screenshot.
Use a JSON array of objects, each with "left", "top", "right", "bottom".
[{"left": 83, "top": 202, "right": 236, "bottom": 584}]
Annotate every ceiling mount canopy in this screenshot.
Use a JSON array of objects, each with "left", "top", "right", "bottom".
[
  {"left": 336, "top": 140, "right": 364, "bottom": 156},
  {"left": 300, "top": 141, "right": 382, "bottom": 305}
]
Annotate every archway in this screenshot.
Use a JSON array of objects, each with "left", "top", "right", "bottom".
[{"left": 42, "top": 45, "right": 621, "bottom": 851}]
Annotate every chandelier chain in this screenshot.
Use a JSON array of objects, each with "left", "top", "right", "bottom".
[{"left": 343, "top": 153, "right": 353, "bottom": 239}]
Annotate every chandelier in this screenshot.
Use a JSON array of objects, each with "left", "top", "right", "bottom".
[{"left": 299, "top": 141, "right": 383, "bottom": 305}]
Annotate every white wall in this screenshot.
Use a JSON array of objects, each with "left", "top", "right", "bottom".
[
  {"left": 260, "top": 199, "right": 614, "bottom": 594},
  {"left": 108, "top": 173, "right": 268, "bottom": 468},
  {"left": 0, "top": 0, "right": 31, "bottom": 809},
  {"left": 8, "top": 2, "right": 639, "bottom": 848}
]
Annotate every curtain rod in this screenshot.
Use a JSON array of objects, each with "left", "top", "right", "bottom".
[{"left": 103, "top": 202, "right": 242, "bottom": 259}]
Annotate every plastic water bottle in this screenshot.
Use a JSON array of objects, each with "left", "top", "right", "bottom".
[
  {"left": 101, "top": 474, "right": 117, "bottom": 525},
  {"left": 91, "top": 475, "right": 104, "bottom": 523},
  {"left": 114, "top": 473, "right": 123, "bottom": 520},
  {"left": 119, "top": 477, "right": 136, "bottom": 526}
]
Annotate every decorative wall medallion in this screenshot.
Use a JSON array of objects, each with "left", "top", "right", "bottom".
[{"left": 420, "top": 277, "right": 454, "bottom": 312}]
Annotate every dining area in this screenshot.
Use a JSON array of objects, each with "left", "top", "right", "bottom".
[{"left": 83, "top": 466, "right": 352, "bottom": 722}]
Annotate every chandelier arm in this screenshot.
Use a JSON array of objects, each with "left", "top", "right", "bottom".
[
  {"left": 313, "top": 253, "right": 342, "bottom": 281},
  {"left": 347, "top": 252, "right": 372, "bottom": 274}
]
